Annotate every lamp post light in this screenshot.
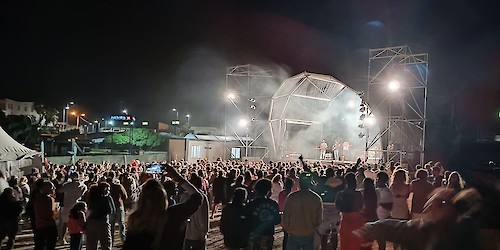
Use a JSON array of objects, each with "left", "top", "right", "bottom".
[
  {"left": 62, "top": 101, "right": 74, "bottom": 128},
  {"left": 172, "top": 108, "right": 179, "bottom": 135},
  {"left": 172, "top": 108, "right": 179, "bottom": 120},
  {"left": 186, "top": 114, "right": 190, "bottom": 127}
]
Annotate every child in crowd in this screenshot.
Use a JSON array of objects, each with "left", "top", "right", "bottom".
[{"left": 67, "top": 201, "right": 87, "bottom": 250}]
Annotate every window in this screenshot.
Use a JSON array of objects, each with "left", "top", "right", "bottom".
[
  {"left": 24, "top": 106, "right": 28, "bottom": 111},
  {"left": 17, "top": 105, "right": 20, "bottom": 110},
  {"left": 191, "top": 145, "right": 202, "bottom": 158},
  {"left": 7, "top": 104, "right": 13, "bottom": 109},
  {"left": 231, "top": 147, "right": 241, "bottom": 159}
]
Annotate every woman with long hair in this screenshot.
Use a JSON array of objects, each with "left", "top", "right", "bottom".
[
  {"left": 390, "top": 169, "right": 410, "bottom": 220},
  {"left": 362, "top": 178, "right": 378, "bottom": 223},
  {"left": 447, "top": 171, "right": 465, "bottom": 192},
  {"left": 67, "top": 201, "right": 87, "bottom": 250},
  {"left": 270, "top": 173, "right": 283, "bottom": 202},
  {"left": 124, "top": 164, "right": 202, "bottom": 250}
]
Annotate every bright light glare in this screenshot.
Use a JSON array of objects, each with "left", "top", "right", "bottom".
[
  {"left": 388, "top": 80, "right": 400, "bottom": 92},
  {"left": 122, "top": 109, "right": 128, "bottom": 114},
  {"left": 365, "top": 115, "right": 376, "bottom": 126},
  {"left": 238, "top": 118, "right": 248, "bottom": 127},
  {"left": 81, "top": 113, "right": 86, "bottom": 117},
  {"left": 347, "top": 100, "right": 356, "bottom": 108},
  {"left": 227, "top": 93, "right": 235, "bottom": 100}
]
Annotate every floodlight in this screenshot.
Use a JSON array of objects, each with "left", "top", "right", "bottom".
[
  {"left": 388, "top": 80, "right": 400, "bottom": 92},
  {"left": 239, "top": 118, "right": 248, "bottom": 127},
  {"left": 347, "top": 100, "right": 356, "bottom": 108},
  {"left": 227, "top": 93, "right": 235, "bottom": 100},
  {"left": 365, "top": 115, "right": 376, "bottom": 126}
]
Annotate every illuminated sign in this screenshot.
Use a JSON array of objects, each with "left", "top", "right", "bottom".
[
  {"left": 171, "top": 120, "right": 180, "bottom": 125},
  {"left": 110, "top": 115, "right": 136, "bottom": 121}
]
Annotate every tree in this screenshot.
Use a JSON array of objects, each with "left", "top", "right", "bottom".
[
  {"left": 0, "top": 111, "right": 40, "bottom": 147},
  {"left": 104, "top": 128, "right": 165, "bottom": 150},
  {"left": 33, "top": 104, "right": 60, "bottom": 126}
]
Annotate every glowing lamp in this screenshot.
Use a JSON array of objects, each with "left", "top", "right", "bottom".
[{"left": 388, "top": 80, "right": 400, "bottom": 92}]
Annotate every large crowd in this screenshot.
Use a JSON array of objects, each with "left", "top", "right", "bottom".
[{"left": 0, "top": 156, "right": 498, "bottom": 250}]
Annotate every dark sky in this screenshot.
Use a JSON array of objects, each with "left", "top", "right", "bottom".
[{"left": 1, "top": 0, "right": 499, "bottom": 129}]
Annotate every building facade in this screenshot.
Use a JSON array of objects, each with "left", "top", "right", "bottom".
[{"left": 0, "top": 98, "right": 39, "bottom": 122}]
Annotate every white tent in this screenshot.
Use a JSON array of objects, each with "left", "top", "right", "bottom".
[{"left": 0, "top": 126, "right": 41, "bottom": 177}]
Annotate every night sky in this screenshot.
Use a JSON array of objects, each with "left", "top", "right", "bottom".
[{"left": 2, "top": 0, "right": 499, "bottom": 131}]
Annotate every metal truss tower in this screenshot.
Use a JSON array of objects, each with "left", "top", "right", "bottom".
[
  {"left": 366, "top": 45, "right": 428, "bottom": 167},
  {"left": 225, "top": 64, "right": 276, "bottom": 160}
]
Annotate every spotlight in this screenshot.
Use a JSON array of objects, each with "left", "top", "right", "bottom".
[
  {"left": 249, "top": 98, "right": 256, "bottom": 103},
  {"left": 388, "top": 80, "right": 400, "bottom": 92},
  {"left": 249, "top": 105, "right": 256, "bottom": 110},
  {"left": 227, "top": 93, "right": 235, "bottom": 100},
  {"left": 239, "top": 118, "right": 248, "bottom": 127},
  {"left": 359, "top": 106, "right": 366, "bottom": 113},
  {"left": 358, "top": 124, "right": 365, "bottom": 128},
  {"left": 365, "top": 115, "right": 376, "bottom": 126},
  {"left": 359, "top": 114, "right": 366, "bottom": 120},
  {"left": 347, "top": 100, "right": 356, "bottom": 108},
  {"left": 358, "top": 132, "right": 365, "bottom": 138},
  {"left": 251, "top": 117, "right": 256, "bottom": 121}
]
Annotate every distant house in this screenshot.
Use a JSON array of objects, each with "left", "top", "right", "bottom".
[
  {"left": 0, "top": 98, "right": 40, "bottom": 123},
  {"left": 169, "top": 133, "right": 261, "bottom": 162}
]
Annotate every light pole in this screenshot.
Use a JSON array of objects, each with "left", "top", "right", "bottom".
[
  {"left": 172, "top": 108, "right": 179, "bottom": 135},
  {"left": 62, "top": 101, "right": 74, "bottom": 130},
  {"left": 186, "top": 114, "right": 190, "bottom": 127}
]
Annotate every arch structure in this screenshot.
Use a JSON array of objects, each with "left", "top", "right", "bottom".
[{"left": 269, "top": 72, "right": 381, "bottom": 161}]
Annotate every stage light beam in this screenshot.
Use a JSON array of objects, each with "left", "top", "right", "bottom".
[{"left": 388, "top": 80, "right": 400, "bottom": 92}]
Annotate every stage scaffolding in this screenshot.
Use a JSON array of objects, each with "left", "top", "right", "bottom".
[
  {"left": 224, "top": 64, "right": 277, "bottom": 160},
  {"left": 365, "top": 45, "right": 428, "bottom": 168}
]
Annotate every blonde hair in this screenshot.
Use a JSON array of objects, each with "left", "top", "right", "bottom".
[{"left": 127, "top": 179, "right": 168, "bottom": 234}]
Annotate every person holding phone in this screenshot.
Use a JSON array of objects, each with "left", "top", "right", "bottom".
[{"left": 124, "top": 164, "right": 202, "bottom": 250}]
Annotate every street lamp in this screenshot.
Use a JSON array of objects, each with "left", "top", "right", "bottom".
[
  {"left": 172, "top": 108, "right": 179, "bottom": 135},
  {"left": 70, "top": 112, "right": 86, "bottom": 128},
  {"left": 186, "top": 114, "right": 190, "bottom": 126},
  {"left": 63, "top": 101, "right": 74, "bottom": 125},
  {"left": 172, "top": 108, "right": 179, "bottom": 120}
]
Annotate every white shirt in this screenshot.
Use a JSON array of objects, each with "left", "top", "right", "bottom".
[{"left": 376, "top": 186, "right": 393, "bottom": 219}]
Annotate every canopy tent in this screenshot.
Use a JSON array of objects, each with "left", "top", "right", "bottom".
[{"left": 0, "top": 126, "right": 41, "bottom": 177}]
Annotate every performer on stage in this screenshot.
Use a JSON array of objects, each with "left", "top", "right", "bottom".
[
  {"left": 332, "top": 139, "right": 340, "bottom": 161},
  {"left": 320, "top": 139, "right": 328, "bottom": 160},
  {"left": 342, "top": 140, "right": 351, "bottom": 161}
]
